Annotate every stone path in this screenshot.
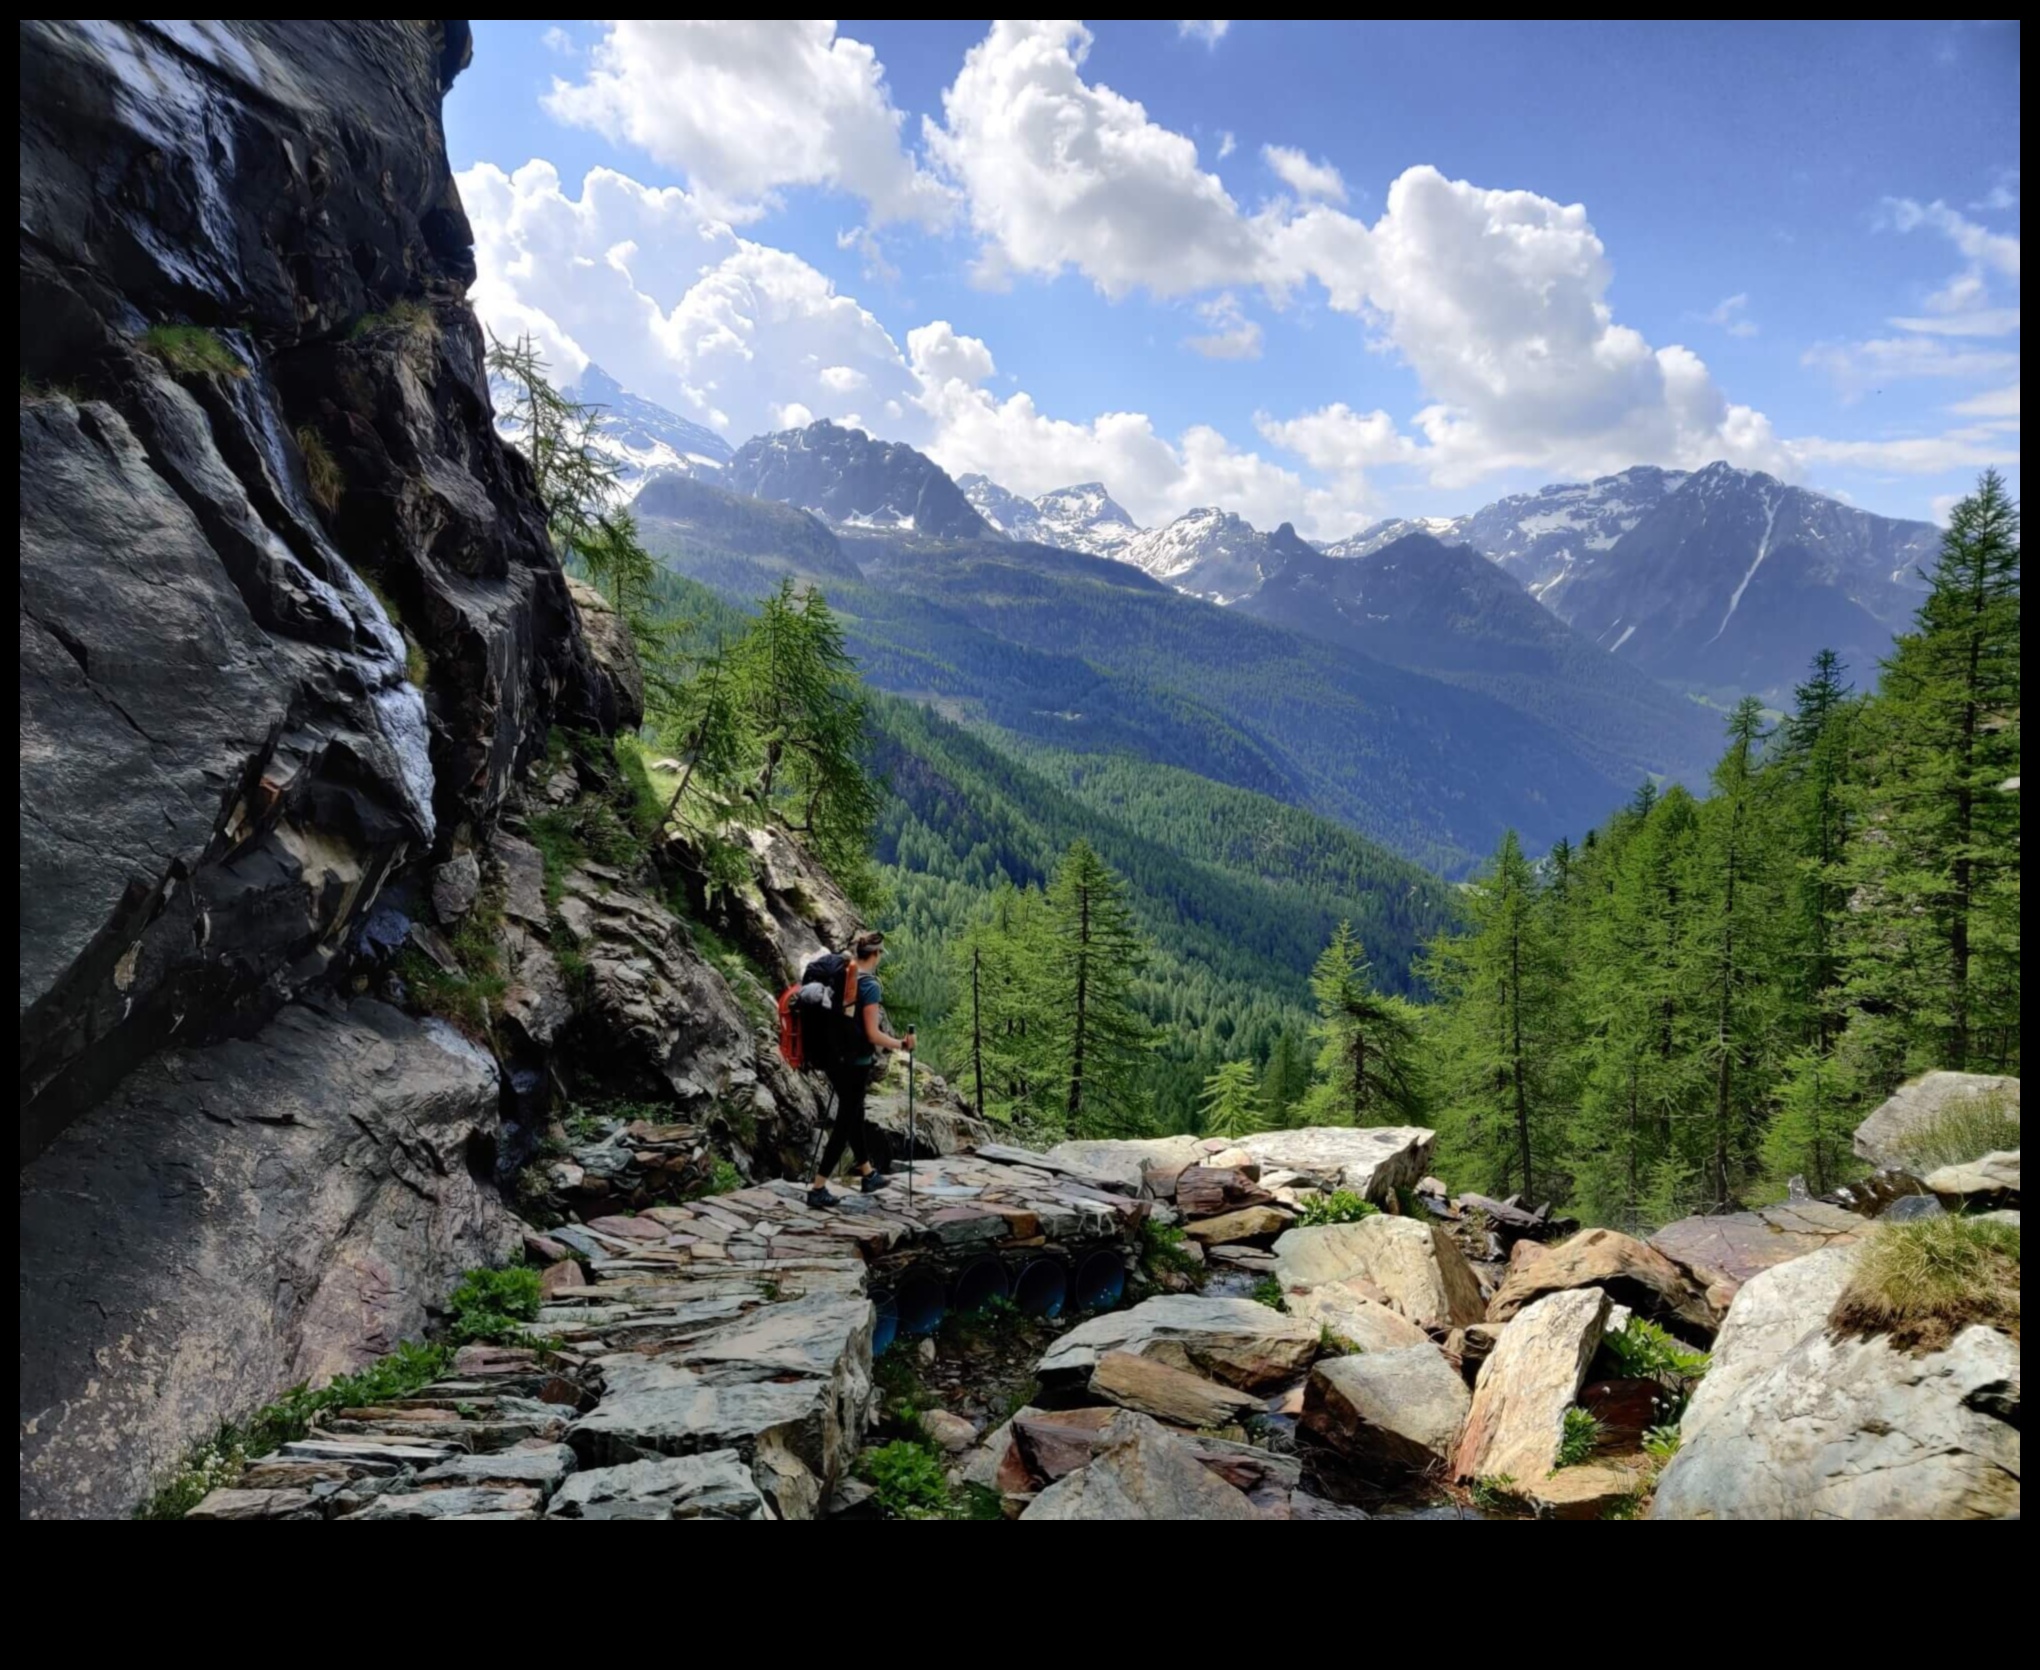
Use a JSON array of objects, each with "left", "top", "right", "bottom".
[{"left": 184, "top": 1154, "right": 1148, "bottom": 1522}]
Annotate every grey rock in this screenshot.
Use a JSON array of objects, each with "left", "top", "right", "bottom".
[
  {"left": 1239, "top": 1126, "right": 1436, "bottom": 1202},
  {"left": 1853, "top": 1072, "right": 2020, "bottom": 1170},
  {"left": 1925, "top": 1151, "right": 2020, "bottom": 1207},
  {"left": 430, "top": 853, "right": 481, "bottom": 926},
  {"left": 547, "top": 1450, "right": 770, "bottom": 1520},
  {"left": 494, "top": 834, "right": 551, "bottom": 928},
  {"left": 1273, "top": 1215, "right": 1487, "bottom": 1329},
  {"left": 21, "top": 999, "right": 511, "bottom": 1520},
  {"left": 1652, "top": 1324, "right": 2020, "bottom": 1520},
  {"left": 1284, "top": 1286, "right": 1433, "bottom": 1355},
  {"left": 414, "top": 1444, "right": 577, "bottom": 1498},
  {"left": 186, "top": 1487, "right": 321, "bottom": 1521},
  {"left": 342, "top": 1486, "right": 545, "bottom": 1521},
  {"left": 1652, "top": 1198, "right": 1868, "bottom": 1291},
  {"left": 1039, "top": 1135, "right": 1210, "bottom": 1196},
  {"left": 18, "top": 19, "right": 608, "bottom": 1160},
  {"left": 1452, "top": 1288, "right": 1609, "bottom": 1482},
  {"left": 1881, "top": 1193, "right": 1947, "bottom": 1223},
  {"left": 1038, "top": 1295, "right": 1319, "bottom": 1391},
  {"left": 1305, "top": 1347, "right": 1471, "bottom": 1475},
  {"left": 1020, "top": 1411, "right": 1261, "bottom": 1521},
  {"left": 564, "top": 576, "right": 645, "bottom": 731}
]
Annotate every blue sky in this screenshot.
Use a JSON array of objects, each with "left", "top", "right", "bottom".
[{"left": 446, "top": 20, "right": 2019, "bottom": 534}]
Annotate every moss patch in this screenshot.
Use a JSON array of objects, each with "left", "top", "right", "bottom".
[{"left": 142, "top": 324, "right": 246, "bottom": 378}]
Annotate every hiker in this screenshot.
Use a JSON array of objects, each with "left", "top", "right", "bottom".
[{"left": 809, "top": 929, "right": 915, "bottom": 1208}]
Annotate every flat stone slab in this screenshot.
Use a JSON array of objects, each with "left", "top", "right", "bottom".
[
  {"left": 1650, "top": 1200, "right": 1867, "bottom": 1291},
  {"left": 1089, "top": 1350, "right": 1264, "bottom": 1429},
  {"left": 1020, "top": 1411, "right": 1262, "bottom": 1522},
  {"left": 1452, "top": 1288, "right": 1609, "bottom": 1484},
  {"left": 1038, "top": 1295, "right": 1319, "bottom": 1391},
  {"left": 414, "top": 1444, "right": 577, "bottom": 1497},
  {"left": 343, "top": 1486, "right": 544, "bottom": 1521},
  {"left": 1273, "top": 1215, "right": 1486, "bottom": 1329},
  {"left": 1239, "top": 1127, "right": 1435, "bottom": 1201},
  {"left": 547, "top": 1450, "right": 771, "bottom": 1520}
]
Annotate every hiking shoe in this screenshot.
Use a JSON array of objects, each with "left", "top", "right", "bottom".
[
  {"left": 805, "top": 1186, "right": 840, "bottom": 1209},
  {"left": 860, "top": 1171, "right": 893, "bottom": 1194}
]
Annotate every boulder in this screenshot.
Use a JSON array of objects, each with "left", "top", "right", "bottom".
[
  {"left": 1020, "top": 1411, "right": 1262, "bottom": 1521},
  {"left": 1579, "top": 1378, "right": 1667, "bottom": 1451},
  {"left": 1037, "top": 1295, "right": 1319, "bottom": 1391},
  {"left": 1304, "top": 1347, "right": 1470, "bottom": 1475},
  {"left": 1273, "top": 1216, "right": 1487, "bottom": 1329},
  {"left": 921, "top": 1410, "right": 979, "bottom": 1454},
  {"left": 566, "top": 1293, "right": 873, "bottom": 1520},
  {"left": 1675, "top": 1242, "right": 1862, "bottom": 1446},
  {"left": 1853, "top": 1072, "right": 2019, "bottom": 1170},
  {"left": 430, "top": 852, "right": 482, "bottom": 925},
  {"left": 1011, "top": 1408, "right": 1121, "bottom": 1483},
  {"left": 1452, "top": 1288, "right": 1610, "bottom": 1483},
  {"left": 1182, "top": 1205, "right": 1292, "bottom": 1246},
  {"left": 1925, "top": 1151, "right": 2020, "bottom": 1208},
  {"left": 1090, "top": 1351, "right": 1264, "bottom": 1429},
  {"left": 1176, "top": 1165, "right": 1274, "bottom": 1217},
  {"left": 1238, "top": 1126, "right": 1436, "bottom": 1202},
  {"left": 959, "top": 1408, "right": 1042, "bottom": 1502},
  {"left": 546, "top": 1450, "right": 771, "bottom": 1520},
  {"left": 1039, "top": 1135, "right": 1211, "bottom": 1197},
  {"left": 1286, "top": 1287, "right": 1433, "bottom": 1355},
  {"left": 540, "top": 1259, "right": 586, "bottom": 1298},
  {"left": 865, "top": 1064, "right": 993, "bottom": 1161},
  {"left": 1488, "top": 1227, "right": 1717, "bottom": 1343},
  {"left": 1649, "top": 1199, "right": 1867, "bottom": 1293},
  {"left": 1651, "top": 1324, "right": 2020, "bottom": 1520},
  {"left": 20, "top": 999, "right": 512, "bottom": 1521},
  {"left": 564, "top": 575, "right": 645, "bottom": 731}
]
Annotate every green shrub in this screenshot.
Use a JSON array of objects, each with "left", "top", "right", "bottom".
[
  {"left": 1642, "top": 1423, "right": 1683, "bottom": 1464},
  {"left": 1469, "top": 1474, "right": 1521, "bottom": 1514},
  {"left": 396, "top": 887, "right": 506, "bottom": 1036},
  {"left": 1831, "top": 1212, "right": 2020, "bottom": 1352},
  {"left": 1299, "top": 1189, "right": 1378, "bottom": 1227},
  {"left": 142, "top": 323, "right": 247, "bottom": 378},
  {"left": 1600, "top": 1318, "right": 1711, "bottom": 1389},
  {"left": 859, "top": 1440, "right": 952, "bottom": 1519},
  {"left": 1136, "top": 1219, "right": 1199, "bottom": 1287},
  {"left": 1888, "top": 1093, "right": 2022, "bottom": 1175},
  {"left": 690, "top": 1157, "right": 744, "bottom": 1198},
  {"left": 1249, "top": 1276, "right": 1289, "bottom": 1313},
  {"left": 1554, "top": 1405, "right": 1602, "bottom": 1469},
  {"left": 445, "top": 1264, "right": 544, "bottom": 1344}
]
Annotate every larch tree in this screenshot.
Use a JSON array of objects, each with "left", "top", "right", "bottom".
[{"left": 1299, "top": 920, "right": 1424, "bottom": 1127}]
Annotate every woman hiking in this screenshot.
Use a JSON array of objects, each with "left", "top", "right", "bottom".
[{"left": 809, "top": 930, "right": 915, "bottom": 1209}]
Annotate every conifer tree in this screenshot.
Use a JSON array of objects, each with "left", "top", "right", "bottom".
[
  {"left": 1042, "top": 841, "right": 1154, "bottom": 1136},
  {"left": 1199, "top": 1059, "right": 1268, "bottom": 1139},
  {"left": 1843, "top": 470, "right": 2021, "bottom": 1073},
  {"left": 1299, "top": 921, "right": 1424, "bottom": 1126}
]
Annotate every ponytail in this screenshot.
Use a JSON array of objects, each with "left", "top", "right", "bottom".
[{"left": 850, "top": 930, "right": 886, "bottom": 960}]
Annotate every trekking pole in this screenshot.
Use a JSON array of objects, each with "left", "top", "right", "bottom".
[{"left": 905, "top": 1050, "right": 916, "bottom": 1214}]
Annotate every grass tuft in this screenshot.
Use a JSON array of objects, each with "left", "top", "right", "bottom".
[
  {"left": 142, "top": 324, "right": 247, "bottom": 379},
  {"left": 1830, "top": 1213, "right": 2020, "bottom": 1353},
  {"left": 296, "top": 424, "right": 344, "bottom": 512},
  {"left": 1888, "top": 1092, "right": 2021, "bottom": 1175}
]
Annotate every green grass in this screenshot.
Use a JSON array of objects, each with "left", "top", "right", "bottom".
[
  {"left": 444, "top": 1264, "right": 545, "bottom": 1345},
  {"left": 1136, "top": 1219, "right": 1201, "bottom": 1288},
  {"left": 135, "top": 1338, "right": 452, "bottom": 1519},
  {"left": 348, "top": 299, "right": 434, "bottom": 342},
  {"left": 142, "top": 324, "right": 246, "bottom": 378},
  {"left": 1888, "top": 1092, "right": 2021, "bottom": 1175},
  {"left": 1299, "top": 1189, "right": 1379, "bottom": 1228},
  {"left": 1469, "top": 1474, "right": 1522, "bottom": 1514},
  {"left": 1317, "top": 1323, "right": 1361, "bottom": 1356},
  {"left": 396, "top": 886, "right": 507, "bottom": 1038},
  {"left": 1831, "top": 1213, "right": 2020, "bottom": 1352},
  {"left": 1599, "top": 1318, "right": 1711, "bottom": 1390},
  {"left": 1249, "top": 1276, "right": 1289, "bottom": 1313},
  {"left": 859, "top": 1439, "right": 954, "bottom": 1519},
  {"left": 1554, "top": 1405, "right": 1603, "bottom": 1470},
  {"left": 689, "top": 1157, "right": 744, "bottom": 1198}
]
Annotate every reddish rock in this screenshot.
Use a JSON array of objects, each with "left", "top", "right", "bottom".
[
  {"left": 1580, "top": 1377, "right": 1668, "bottom": 1451},
  {"left": 540, "top": 1258, "right": 586, "bottom": 1297},
  {"left": 1488, "top": 1227, "right": 1717, "bottom": 1343},
  {"left": 583, "top": 1214, "right": 666, "bottom": 1241}
]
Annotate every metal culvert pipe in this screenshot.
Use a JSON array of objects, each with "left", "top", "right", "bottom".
[
  {"left": 892, "top": 1265, "right": 948, "bottom": 1338},
  {"left": 1074, "top": 1247, "right": 1126, "bottom": 1312},
  {"left": 952, "top": 1255, "right": 1012, "bottom": 1313},
  {"left": 1012, "top": 1257, "right": 1070, "bottom": 1320},
  {"left": 872, "top": 1295, "right": 899, "bottom": 1357}
]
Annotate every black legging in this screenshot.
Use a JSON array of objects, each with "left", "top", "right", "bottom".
[{"left": 818, "top": 1067, "right": 871, "bottom": 1176}]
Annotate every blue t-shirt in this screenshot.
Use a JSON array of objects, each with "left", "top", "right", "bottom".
[{"left": 850, "top": 972, "right": 883, "bottom": 1065}]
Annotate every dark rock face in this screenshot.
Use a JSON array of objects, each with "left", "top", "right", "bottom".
[
  {"left": 725, "top": 419, "right": 992, "bottom": 541},
  {"left": 20, "top": 998, "right": 514, "bottom": 1520},
  {"left": 18, "top": 21, "right": 600, "bottom": 1159}
]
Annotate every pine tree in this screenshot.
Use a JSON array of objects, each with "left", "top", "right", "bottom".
[
  {"left": 1042, "top": 841, "right": 1154, "bottom": 1136},
  {"left": 731, "top": 580, "right": 881, "bottom": 888},
  {"left": 1423, "top": 831, "right": 1565, "bottom": 1199},
  {"left": 1260, "top": 1028, "right": 1312, "bottom": 1125},
  {"left": 1199, "top": 1059, "right": 1268, "bottom": 1139},
  {"left": 1299, "top": 921, "right": 1424, "bottom": 1126},
  {"left": 947, "top": 883, "right": 1056, "bottom": 1127},
  {"left": 1775, "top": 649, "right": 1854, "bottom": 1051},
  {"left": 1843, "top": 470, "right": 2021, "bottom": 1073}
]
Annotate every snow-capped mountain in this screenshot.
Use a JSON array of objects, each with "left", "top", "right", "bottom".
[
  {"left": 958, "top": 474, "right": 1142, "bottom": 556},
  {"left": 725, "top": 420, "right": 992, "bottom": 541},
  {"left": 567, "top": 363, "right": 732, "bottom": 491},
  {"left": 1325, "top": 463, "right": 1937, "bottom": 696},
  {"left": 1120, "top": 507, "right": 1279, "bottom": 603}
]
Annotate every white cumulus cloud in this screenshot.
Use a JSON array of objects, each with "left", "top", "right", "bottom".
[
  {"left": 1183, "top": 292, "right": 1264, "bottom": 359},
  {"left": 543, "top": 21, "right": 951, "bottom": 227},
  {"left": 1178, "top": 21, "right": 1231, "bottom": 46},
  {"left": 1263, "top": 145, "right": 1348, "bottom": 205}
]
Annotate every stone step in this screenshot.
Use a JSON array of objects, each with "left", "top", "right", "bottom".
[{"left": 283, "top": 1436, "right": 463, "bottom": 1466}]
